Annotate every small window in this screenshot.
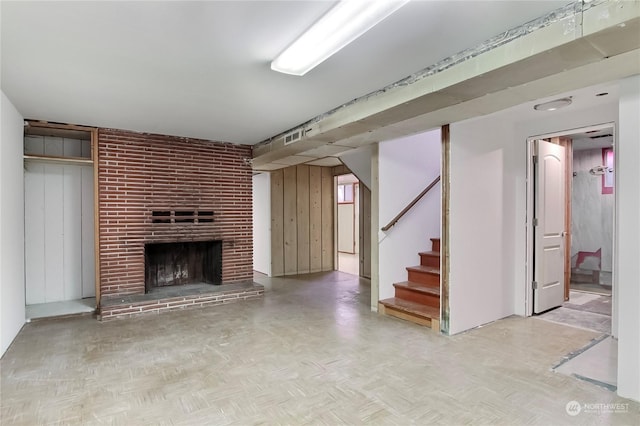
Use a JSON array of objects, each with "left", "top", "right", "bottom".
[{"left": 337, "top": 183, "right": 354, "bottom": 204}]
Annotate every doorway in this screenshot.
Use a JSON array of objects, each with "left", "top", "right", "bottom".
[
  {"left": 526, "top": 123, "right": 617, "bottom": 390},
  {"left": 527, "top": 124, "right": 615, "bottom": 322},
  {"left": 526, "top": 123, "right": 615, "bottom": 324},
  {"left": 570, "top": 128, "right": 614, "bottom": 297},
  {"left": 336, "top": 174, "right": 359, "bottom": 275}
]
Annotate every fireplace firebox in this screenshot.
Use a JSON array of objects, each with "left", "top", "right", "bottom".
[{"left": 145, "top": 241, "right": 222, "bottom": 292}]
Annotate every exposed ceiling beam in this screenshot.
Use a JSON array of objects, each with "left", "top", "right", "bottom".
[{"left": 252, "top": 1, "right": 640, "bottom": 171}]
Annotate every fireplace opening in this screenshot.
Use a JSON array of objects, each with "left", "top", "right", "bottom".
[{"left": 145, "top": 241, "right": 222, "bottom": 292}]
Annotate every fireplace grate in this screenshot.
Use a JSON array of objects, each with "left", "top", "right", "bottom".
[{"left": 145, "top": 240, "right": 222, "bottom": 290}]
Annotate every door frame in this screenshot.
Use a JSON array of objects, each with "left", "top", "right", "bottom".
[
  {"left": 524, "top": 122, "right": 616, "bottom": 318},
  {"left": 334, "top": 173, "right": 362, "bottom": 275}
]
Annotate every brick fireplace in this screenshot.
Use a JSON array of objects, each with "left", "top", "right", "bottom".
[{"left": 97, "top": 129, "right": 262, "bottom": 319}]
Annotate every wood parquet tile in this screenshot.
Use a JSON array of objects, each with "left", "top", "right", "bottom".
[{"left": 2, "top": 271, "right": 638, "bottom": 425}]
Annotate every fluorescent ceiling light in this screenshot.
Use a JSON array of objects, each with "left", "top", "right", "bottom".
[{"left": 271, "top": 0, "right": 410, "bottom": 76}]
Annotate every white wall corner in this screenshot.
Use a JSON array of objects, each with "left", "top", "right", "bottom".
[
  {"left": 616, "top": 74, "right": 640, "bottom": 402},
  {"left": 1, "top": 91, "right": 26, "bottom": 357}
]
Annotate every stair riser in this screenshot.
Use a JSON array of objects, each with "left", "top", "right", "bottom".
[
  {"left": 431, "top": 238, "right": 441, "bottom": 252},
  {"left": 407, "top": 270, "right": 440, "bottom": 287},
  {"left": 379, "top": 303, "right": 440, "bottom": 330},
  {"left": 419, "top": 254, "right": 440, "bottom": 268},
  {"left": 395, "top": 287, "right": 439, "bottom": 308}
]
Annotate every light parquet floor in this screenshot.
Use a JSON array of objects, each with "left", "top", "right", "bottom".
[{"left": 2, "top": 271, "right": 638, "bottom": 425}]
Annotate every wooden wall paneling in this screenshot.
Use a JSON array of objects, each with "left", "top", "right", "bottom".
[
  {"left": 283, "top": 167, "right": 298, "bottom": 275},
  {"left": 321, "top": 167, "right": 334, "bottom": 271},
  {"left": 82, "top": 165, "right": 96, "bottom": 298},
  {"left": 270, "top": 170, "right": 285, "bottom": 276},
  {"left": 24, "top": 162, "right": 46, "bottom": 305},
  {"left": 296, "top": 165, "right": 310, "bottom": 274},
  {"left": 360, "top": 184, "right": 372, "bottom": 279},
  {"left": 63, "top": 165, "right": 83, "bottom": 301},
  {"left": 309, "top": 166, "right": 323, "bottom": 273},
  {"left": 44, "top": 164, "right": 65, "bottom": 302},
  {"left": 370, "top": 144, "right": 379, "bottom": 310},
  {"left": 331, "top": 164, "right": 350, "bottom": 176}
]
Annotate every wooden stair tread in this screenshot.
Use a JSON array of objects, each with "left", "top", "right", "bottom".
[
  {"left": 393, "top": 281, "right": 440, "bottom": 296},
  {"left": 406, "top": 265, "right": 440, "bottom": 275},
  {"left": 379, "top": 298, "right": 440, "bottom": 319}
]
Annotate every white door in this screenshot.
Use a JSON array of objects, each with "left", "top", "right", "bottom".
[
  {"left": 24, "top": 161, "right": 95, "bottom": 304},
  {"left": 533, "top": 140, "right": 566, "bottom": 313},
  {"left": 337, "top": 203, "right": 355, "bottom": 253}
]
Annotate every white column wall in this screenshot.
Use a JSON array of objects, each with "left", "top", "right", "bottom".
[
  {"left": 252, "top": 172, "right": 271, "bottom": 276},
  {"left": 378, "top": 129, "right": 441, "bottom": 301},
  {"left": 1, "top": 91, "right": 25, "bottom": 357},
  {"left": 616, "top": 74, "right": 640, "bottom": 402},
  {"left": 449, "top": 118, "right": 517, "bottom": 334}
]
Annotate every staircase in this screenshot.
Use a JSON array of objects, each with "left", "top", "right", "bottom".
[{"left": 379, "top": 237, "right": 440, "bottom": 330}]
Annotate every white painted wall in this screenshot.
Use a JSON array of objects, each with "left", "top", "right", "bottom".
[
  {"left": 616, "top": 74, "right": 640, "bottom": 402},
  {"left": 339, "top": 145, "right": 373, "bottom": 189},
  {"left": 1, "top": 91, "right": 25, "bottom": 357},
  {"left": 449, "top": 118, "right": 517, "bottom": 334},
  {"left": 448, "top": 98, "right": 618, "bottom": 335},
  {"left": 378, "top": 129, "right": 441, "bottom": 300},
  {"left": 252, "top": 172, "right": 271, "bottom": 276}
]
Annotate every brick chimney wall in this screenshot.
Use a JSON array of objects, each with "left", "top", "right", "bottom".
[{"left": 97, "top": 129, "right": 253, "bottom": 297}]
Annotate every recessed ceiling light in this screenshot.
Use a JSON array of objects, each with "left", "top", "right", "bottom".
[
  {"left": 533, "top": 97, "right": 572, "bottom": 111},
  {"left": 596, "top": 92, "right": 609, "bottom": 97}
]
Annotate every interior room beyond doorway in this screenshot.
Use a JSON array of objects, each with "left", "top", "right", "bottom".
[{"left": 336, "top": 174, "right": 359, "bottom": 276}]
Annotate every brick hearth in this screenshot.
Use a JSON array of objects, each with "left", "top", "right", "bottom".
[{"left": 99, "top": 282, "right": 264, "bottom": 321}]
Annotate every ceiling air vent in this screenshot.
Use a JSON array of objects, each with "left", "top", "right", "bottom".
[{"left": 283, "top": 130, "right": 302, "bottom": 145}]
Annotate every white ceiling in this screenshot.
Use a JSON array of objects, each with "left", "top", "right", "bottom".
[{"left": 1, "top": 1, "right": 571, "bottom": 145}]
